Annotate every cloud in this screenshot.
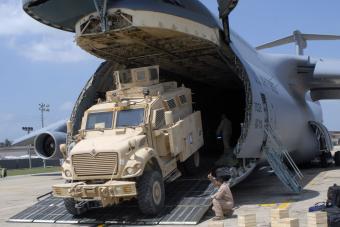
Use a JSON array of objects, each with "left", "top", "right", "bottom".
[
  {"left": 0, "top": 1, "right": 44, "bottom": 36},
  {"left": 9, "top": 36, "right": 90, "bottom": 63},
  {"left": 0, "top": 0, "right": 91, "bottom": 63}
]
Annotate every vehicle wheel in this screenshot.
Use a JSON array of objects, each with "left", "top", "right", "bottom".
[
  {"left": 184, "top": 151, "right": 200, "bottom": 175},
  {"left": 137, "top": 170, "right": 165, "bottom": 215},
  {"left": 320, "top": 151, "right": 333, "bottom": 168},
  {"left": 335, "top": 151, "right": 340, "bottom": 167},
  {"left": 63, "top": 198, "right": 88, "bottom": 216}
]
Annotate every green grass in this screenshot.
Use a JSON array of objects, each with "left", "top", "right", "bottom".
[{"left": 6, "top": 166, "right": 61, "bottom": 176}]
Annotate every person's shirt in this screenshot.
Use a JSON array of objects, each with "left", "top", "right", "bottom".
[{"left": 213, "top": 182, "right": 234, "bottom": 206}]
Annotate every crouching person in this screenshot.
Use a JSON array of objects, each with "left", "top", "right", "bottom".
[{"left": 208, "top": 174, "right": 234, "bottom": 221}]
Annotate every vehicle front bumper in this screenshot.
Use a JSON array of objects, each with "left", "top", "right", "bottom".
[{"left": 52, "top": 180, "right": 137, "bottom": 207}]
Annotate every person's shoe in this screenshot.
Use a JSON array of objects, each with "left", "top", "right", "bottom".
[
  {"left": 212, "top": 216, "right": 224, "bottom": 221},
  {"left": 224, "top": 210, "right": 234, "bottom": 217}
]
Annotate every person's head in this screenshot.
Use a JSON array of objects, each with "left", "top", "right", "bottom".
[
  {"left": 221, "top": 114, "right": 227, "bottom": 120},
  {"left": 216, "top": 175, "right": 231, "bottom": 186}
]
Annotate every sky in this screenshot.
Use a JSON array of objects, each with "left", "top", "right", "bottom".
[{"left": 1, "top": 0, "right": 340, "bottom": 142}]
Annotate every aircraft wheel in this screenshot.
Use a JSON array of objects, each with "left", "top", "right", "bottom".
[
  {"left": 320, "top": 151, "right": 333, "bottom": 168},
  {"left": 335, "top": 151, "right": 340, "bottom": 167},
  {"left": 137, "top": 170, "right": 165, "bottom": 215},
  {"left": 63, "top": 198, "right": 88, "bottom": 216},
  {"left": 184, "top": 151, "right": 200, "bottom": 175}
]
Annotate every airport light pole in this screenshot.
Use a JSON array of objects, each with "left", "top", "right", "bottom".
[
  {"left": 22, "top": 127, "right": 33, "bottom": 169},
  {"left": 38, "top": 103, "right": 50, "bottom": 128},
  {"left": 22, "top": 127, "right": 33, "bottom": 134}
]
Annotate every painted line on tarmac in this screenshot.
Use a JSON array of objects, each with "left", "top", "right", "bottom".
[
  {"left": 278, "top": 202, "right": 291, "bottom": 209},
  {"left": 258, "top": 202, "right": 291, "bottom": 209}
]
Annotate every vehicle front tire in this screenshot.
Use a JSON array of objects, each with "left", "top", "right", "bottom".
[
  {"left": 64, "top": 198, "right": 88, "bottom": 216},
  {"left": 183, "top": 151, "right": 200, "bottom": 175},
  {"left": 335, "top": 151, "right": 340, "bottom": 167},
  {"left": 137, "top": 170, "right": 165, "bottom": 215}
]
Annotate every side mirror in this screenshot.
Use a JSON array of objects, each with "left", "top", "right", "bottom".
[
  {"left": 79, "top": 129, "right": 86, "bottom": 138},
  {"left": 60, "top": 144, "right": 67, "bottom": 159},
  {"left": 67, "top": 120, "right": 73, "bottom": 134}
]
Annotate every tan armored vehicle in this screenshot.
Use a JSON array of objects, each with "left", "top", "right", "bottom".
[{"left": 53, "top": 65, "right": 204, "bottom": 215}]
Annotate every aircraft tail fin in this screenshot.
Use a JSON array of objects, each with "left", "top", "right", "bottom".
[{"left": 256, "top": 30, "right": 340, "bottom": 55}]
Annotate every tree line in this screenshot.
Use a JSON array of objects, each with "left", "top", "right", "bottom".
[{"left": 0, "top": 139, "right": 12, "bottom": 148}]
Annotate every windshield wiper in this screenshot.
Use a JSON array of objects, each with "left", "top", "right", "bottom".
[
  {"left": 120, "top": 125, "right": 137, "bottom": 130},
  {"left": 90, "top": 128, "right": 105, "bottom": 132}
]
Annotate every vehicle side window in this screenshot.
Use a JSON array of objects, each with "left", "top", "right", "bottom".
[{"left": 116, "top": 108, "right": 145, "bottom": 127}]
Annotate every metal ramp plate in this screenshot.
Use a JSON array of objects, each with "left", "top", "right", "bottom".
[{"left": 8, "top": 179, "right": 216, "bottom": 225}]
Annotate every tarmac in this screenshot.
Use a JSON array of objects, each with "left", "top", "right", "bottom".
[{"left": 1, "top": 155, "right": 339, "bottom": 227}]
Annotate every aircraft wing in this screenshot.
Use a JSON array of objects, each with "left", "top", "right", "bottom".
[
  {"left": 12, "top": 120, "right": 67, "bottom": 146},
  {"left": 300, "top": 58, "right": 340, "bottom": 100}
]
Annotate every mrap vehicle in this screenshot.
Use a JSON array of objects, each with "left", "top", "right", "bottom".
[{"left": 53, "top": 65, "right": 204, "bottom": 215}]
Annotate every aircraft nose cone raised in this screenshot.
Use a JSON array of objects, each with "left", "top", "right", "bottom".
[{"left": 23, "top": 0, "right": 220, "bottom": 32}]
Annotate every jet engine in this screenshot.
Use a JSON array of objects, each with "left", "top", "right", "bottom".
[{"left": 34, "top": 131, "right": 67, "bottom": 159}]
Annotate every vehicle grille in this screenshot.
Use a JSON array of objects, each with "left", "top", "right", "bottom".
[{"left": 72, "top": 152, "right": 118, "bottom": 176}]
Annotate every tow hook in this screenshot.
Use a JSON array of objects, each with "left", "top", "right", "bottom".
[{"left": 75, "top": 201, "right": 89, "bottom": 209}]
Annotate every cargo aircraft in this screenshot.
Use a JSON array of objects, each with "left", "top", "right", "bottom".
[{"left": 14, "top": 0, "right": 340, "bottom": 193}]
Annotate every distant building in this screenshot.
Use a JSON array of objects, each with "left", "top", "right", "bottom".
[
  {"left": 0, "top": 146, "right": 59, "bottom": 169},
  {"left": 330, "top": 131, "right": 340, "bottom": 146},
  {"left": 0, "top": 146, "right": 36, "bottom": 160}
]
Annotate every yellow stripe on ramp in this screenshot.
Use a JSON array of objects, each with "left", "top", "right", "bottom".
[{"left": 278, "top": 202, "right": 291, "bottom": 209}]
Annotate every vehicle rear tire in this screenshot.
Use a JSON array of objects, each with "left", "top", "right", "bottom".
[
  {"left": 335, "top": 151, "right": 340, "bottom": 167},
  {"left": 184, "top": 151, "right": 200, "bottom": 175},
  {"left": 64, "top": 198, "right": 88, "bottom": 216},
  {"left": 137, "top": 170, "right": 165, "bottom": 215}
]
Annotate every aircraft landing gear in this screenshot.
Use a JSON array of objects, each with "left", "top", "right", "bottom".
[
  {"left": 334, "top": 151, "right": 340, "bottom": 167},
  {"left": 320, "top": 151, "right": 333, "bottom": 168}
]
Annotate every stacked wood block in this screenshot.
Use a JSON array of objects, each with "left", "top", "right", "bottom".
[
  {"left": 307, "top": 212, "right": 328, "bottom": 227},
  {"left": 238, "top": 214, "right": 257, "bottom": 227},
  {"left": 271, "top": 208, "right": 290, "bottom": 226},
  {"left": 276, "top": 218, "right": 299, "bottom": 227},
  {"left": 208, "top": 221, "right": 224, "bottom": 227}
]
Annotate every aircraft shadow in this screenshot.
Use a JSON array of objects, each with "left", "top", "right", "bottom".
[{"left": 231, "top": 166, "right": 324, "bottom": 206}]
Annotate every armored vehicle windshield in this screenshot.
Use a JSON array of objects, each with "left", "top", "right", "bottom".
[{"left": 86, "top": 111, "right": 114, "bottom": 130}]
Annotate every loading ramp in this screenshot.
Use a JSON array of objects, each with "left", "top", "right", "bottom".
[{"left": 8, "top": 179, "right": 217, "bottom": 225}]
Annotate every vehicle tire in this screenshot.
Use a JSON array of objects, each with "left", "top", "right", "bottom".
[
  {"left": 63, "top": 198, "right": 88, "bottom": 216},
  {"left": 184, "top": 151, "right": 200, "bottom": 175},
  {"left": 335, "top": 151, "right": 340, "bottom": 167},
  {"left": 137, "top": 170, "right": 165, "bottom": 215},
  {"left": 320, "top": 151, "right": 333, "bottom": 168}
]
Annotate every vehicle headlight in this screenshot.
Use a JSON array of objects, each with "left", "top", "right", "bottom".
[
  {"left": 115, "top": 186, "right": 123, "bottom": 194},
  {"left": 64, "top": 170, "right": 72, "bottom": 177},
  {"left": 126, "top": 167, "right": 136, "bottom": 175}
]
